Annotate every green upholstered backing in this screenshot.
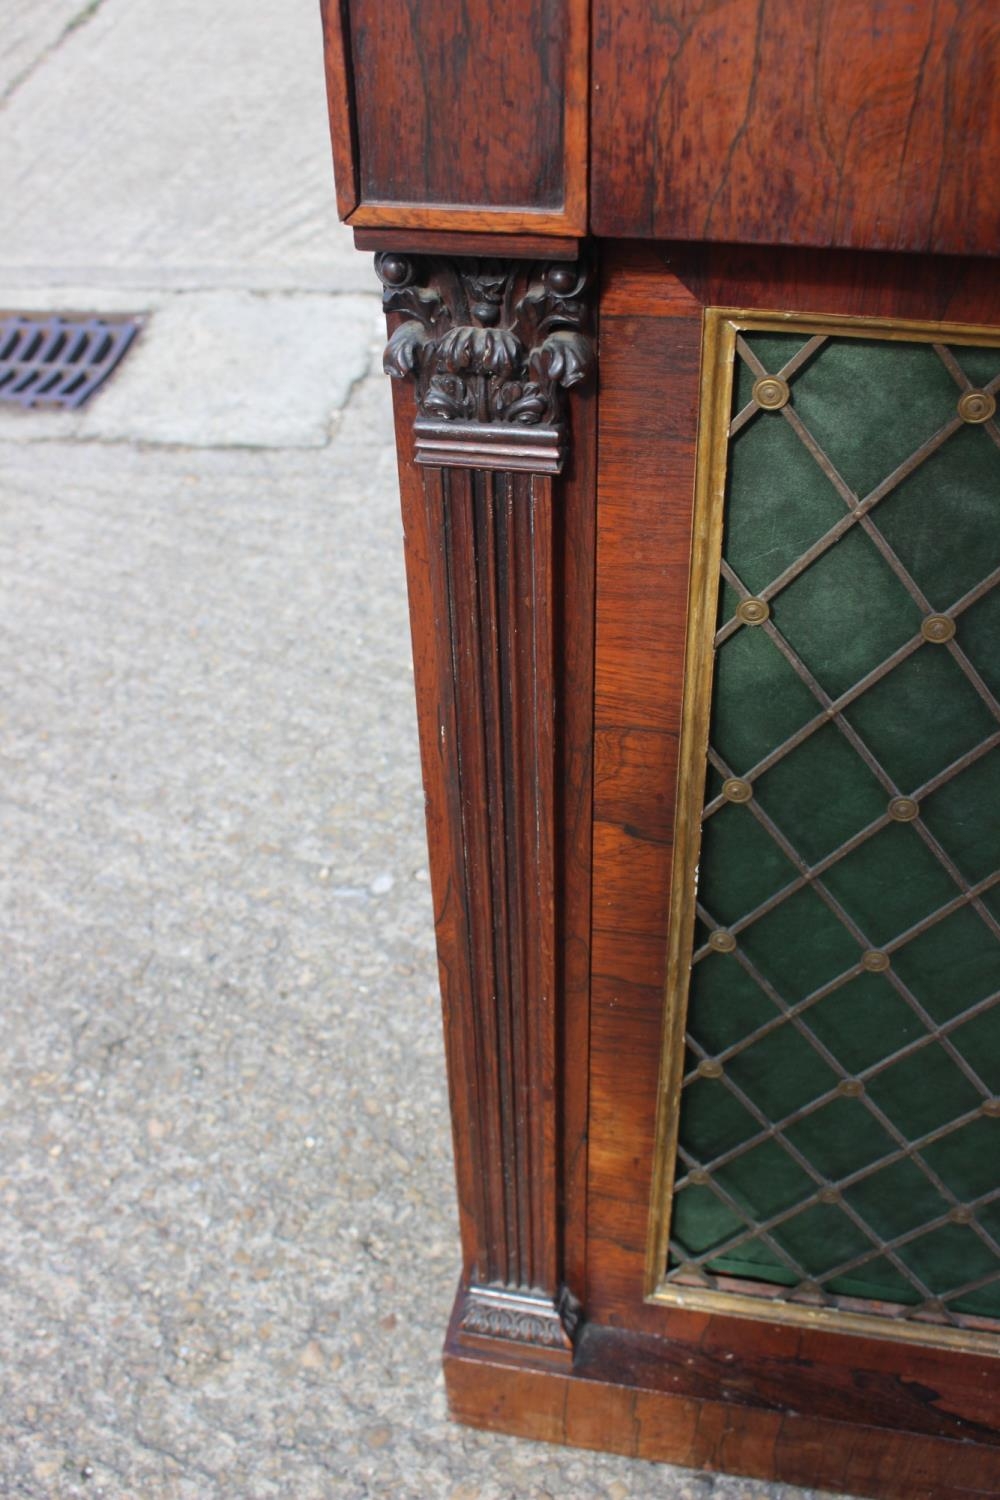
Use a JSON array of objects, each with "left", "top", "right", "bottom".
[{"left": 665, "top": 329, "right": 1000, "bottom": 1330}]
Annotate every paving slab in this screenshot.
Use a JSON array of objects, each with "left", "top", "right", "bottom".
[
  {"left": 0, "top": 289, "right": 380, "bottom": 448},
  {"left": 0, "top": 0, "right": 367, "bottom": 293}
]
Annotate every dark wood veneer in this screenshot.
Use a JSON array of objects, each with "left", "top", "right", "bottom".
[
  {"left": 592, "top": 0, "right": 1000, "bottom": 258},
  {"left": 383, "top": 240, "right": 1000, "bottom": 1496},
  {"left": 446, "top": 1322, "right": 1000, "bottom": 1500},
  {"left": 353, "top": 228, "right": 581, "bottom": 262},
  {"left": 321, "top": 0, "right": 588, "bottom": 234},
  {"left": 586, "top": 240, "right": 1000, "bottom": 1339},
  {"left": 350, "top": 0, "right": 565, "bottom": 208}
]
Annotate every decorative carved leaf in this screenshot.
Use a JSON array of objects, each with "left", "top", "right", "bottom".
[
  {"left": 437, "top": 326, "right": 522, "bottom": 379},
  {"left": 383, "top": 320, "right": 432, "bottom": 379},
  {"left": 381, "top": 285, "right": 444, "bottom": 327},
  {"left": 424, "top": 375, "right": 474, "bottom": 421},
  {"left": 529, "top": 330, "right": 593, "bottom": 389},
  {"left": 460, "top": 1298, "right": 569, "bottom": 1348},
  {"left": 496, "top": 381, "right": 548, "bottom": 425},
  {"left": 376, "top": 254, "right": 594, "bottom": 426}
]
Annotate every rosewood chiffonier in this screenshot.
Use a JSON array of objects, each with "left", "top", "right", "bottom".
[{"left": 319, "top": 5, "right": 1000, "bottom": 1495}]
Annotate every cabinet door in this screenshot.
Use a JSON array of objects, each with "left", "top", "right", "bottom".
[{"left": 589, "top": 242, "right": 1000, "bottom": 1380}]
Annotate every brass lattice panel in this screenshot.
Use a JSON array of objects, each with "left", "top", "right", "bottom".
[{"left": 648, "top": 311, "right": 1000, "bottom": 1353}]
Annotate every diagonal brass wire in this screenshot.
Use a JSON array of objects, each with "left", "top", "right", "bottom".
[
  {"left": 697, "top": 748, "right": 995, "bottom": 1098},
  {"left": 728, "top": 334, "right": 828, "bottom": 438},
  {"left": 692, "top": 898, "right": 998, "bottom": 1226},
  {"left": 675, "top": 982, "right": 1000, "bottom": 1277},
  {"left": 706, "top": 560, "right": 1000, "bottom": 815},
  {"left": 703, "top": 573, "right": 1000, "bottom": 949},
  {"left": 674, "top": 1138, "right": 1000, "bottom": 1277},
  {"left": 675, "top": 937, "right": 1000, "bottom": 1321},
  {"left": 673, "top": 1034, "right": 948, "bottom": 1311},
  {"left": 713, "top": 337, "right": 995, "bottom": 649},
  {"left": 672, "top": 1132, "right": 1000, "bottom": 1303},
  {"left": 937, "top": 1266, "right": 1000, "bottom": 1309},
  {"left": 669, "top": 1142, "right": 822, "bottom": 1290},
  {"left": 718, "top": 340, "right": 1000, "bottom": 713},
  {"left": 680, "top": 736, "right": 1000, "bottom": 1290},
  {"left": 679, "top": 827, "right": 1000, "bottom": 1298},
  {"left": 692, "top": 885, "right": 1000, "bottom": 1078},
  {"left": 699, "top": 749, "right": 1000, "bottom": 981},
  {"left": 694, "top": 735, "right": 1000, "bottom": 967},
  {"left": 737, "top": 341, "right": 1000, "bottom": 721},
  {"left": 934, "top": 342, "right": 1000, "bottom": 455},
  {"left": 677, "top": 1025, "right": 953, "bottom": 1314},
  {"left": 680, "top": 935, "right": 996, "bottom": 1186}
]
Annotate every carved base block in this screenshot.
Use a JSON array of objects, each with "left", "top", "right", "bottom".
[{"left": 456, "top": 1285, "right": 578, "bottom": 1368}]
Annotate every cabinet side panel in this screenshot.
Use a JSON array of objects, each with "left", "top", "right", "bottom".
[{"left": 319, "top": 0, "right": 358, "bottom": 219}]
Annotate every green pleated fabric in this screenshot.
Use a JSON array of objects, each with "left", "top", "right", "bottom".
[{"left": 667, "top": 329, "right": 1000, "bottom": 1324}]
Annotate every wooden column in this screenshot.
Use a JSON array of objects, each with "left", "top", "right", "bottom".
[{"left": 376, "top": 253, "right": 594, "bottom": 1365}]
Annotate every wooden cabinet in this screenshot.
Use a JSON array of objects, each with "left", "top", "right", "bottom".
[{"left": 320, "top": 7, "right": 1000, "bottom": 1495}]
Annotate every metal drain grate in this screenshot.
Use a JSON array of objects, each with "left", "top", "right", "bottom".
[{"left": 0, "top": 314, "right": 140, "bottom": 410}]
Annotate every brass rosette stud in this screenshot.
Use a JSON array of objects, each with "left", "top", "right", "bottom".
[
  {"left": 921, "top": 613, "right": 956, "bottom": 644},
  {"left": 753, "top": 375, "right": 790, "bottom": 410},
  {"left": 708, "top": 929, "right": 737, "bottom": 954},
  {"left": 796, "top": 1280, "right": 825, "bottom": 1300},
  {"left": 888, "top": 795, "right": 920, "bottom": 822},
  {"left": 736, "top": 597, "right": 770, "bottom": 626},
  {"left": 721, "top": 776, "right": 753, "bottom": 804},
  {"left": 958, "top": 390, "right": 996, "bottom": 424}
]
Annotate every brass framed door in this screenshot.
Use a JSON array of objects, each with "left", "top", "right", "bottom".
[{"left": 647, "top": 310, "right": 1000, "bottom": 1355}]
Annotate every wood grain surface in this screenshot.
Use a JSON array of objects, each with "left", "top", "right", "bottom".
[
  {"left": 592, "top": 0, "right": 1000, "bottom": 258},
  {"left": 569, "top": 242, "right": 1000, "bottom": 1491},
  {"left": 352, "top": 228, "right": 581, "bottom": 261},
  {"left": 445, "top": 1319, "right": 1000, "bottom": 1499},
  {"left": 322, "top": 0, "right": 588, "bottom": 234}
]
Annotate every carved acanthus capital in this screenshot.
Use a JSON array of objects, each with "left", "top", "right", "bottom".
[{"left": 375, "top": 252, "right": 594, "bottom": 433}]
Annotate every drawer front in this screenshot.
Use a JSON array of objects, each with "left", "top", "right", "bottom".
[
  {"left": 322, "top": 0, "right": 588, "bottom": 234},
  {"left": 592, "top": 0, "right": 1000, "bottom": 257}
]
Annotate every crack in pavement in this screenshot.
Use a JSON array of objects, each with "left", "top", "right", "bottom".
[{"left": 1, "top": 0, "right": 110, "bottom": 109}]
